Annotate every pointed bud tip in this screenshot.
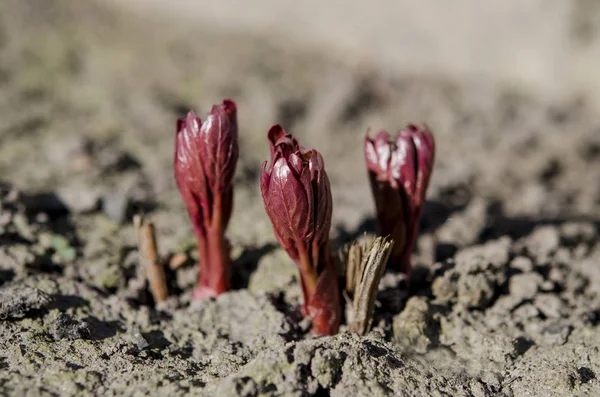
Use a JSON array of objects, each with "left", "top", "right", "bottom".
[
  {"left": 186, "top": 109, "right": 199, "bottom": 124},
  {"left": 175, "top": 110, "right": 198, "bottom": 133},
  {"left": 268, "top": 124, "right": 286, "bottom": 145},
  {"left": 222, "top": 99, "right": 237, "bottom": 116},
  {"left": 176, "top": 118, "right": 185, "bottom": 135}
]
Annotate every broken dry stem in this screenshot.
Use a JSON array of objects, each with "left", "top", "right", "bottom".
[
  {"left": 134, "top": 215, "right": 169, "bottom": 303},
  {"left": 348, "top": 236, "right": 393, "bottom": 335},
  {"left": 345, "top": 237, "right": 367, "bottom": 296}
]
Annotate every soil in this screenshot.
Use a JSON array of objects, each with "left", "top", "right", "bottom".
[{"left": 1, "top": 1, "right": 600, "bottom": 396}]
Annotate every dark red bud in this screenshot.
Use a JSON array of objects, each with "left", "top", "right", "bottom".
[
  {"left": 260, "top": 156, "right": 310, "bottom": 260},
  {"left": 261, "top": 126, "right": 333, "bottom": 256},
  {"left": 173, "top": 99, "right": 239, "bottom": 300},
  {"left": 364, "top": 124, "right": 435, "bottom": 274},
  {"left": 261, "top": 125, "right": 339, "bottom": 335}
]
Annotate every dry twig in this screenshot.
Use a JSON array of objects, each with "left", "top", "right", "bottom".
[{"left": 134, "top": 215, "right": 169, "bottom": 303}]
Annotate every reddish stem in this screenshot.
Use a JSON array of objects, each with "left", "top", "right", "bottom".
[
  {"left": 296, "top": 240, "right": 341, "bottom": 335},
  {"left": 397, "top": 221, "right": 416, "bottom": 278},
  {"left": 308, "top": 246, "right": 341, "bottom": 335},
  {"left": 192, "top": 194, "right": 231, "bottom": 300},
  {"left": 396, "top": 205, "right": 423, "bottom": 278},
  {"left": 297, "top": 241, "right": 318, "bottom": 297}
]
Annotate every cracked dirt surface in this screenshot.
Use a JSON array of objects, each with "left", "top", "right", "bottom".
[{"left": 1, "top": 1, "right": 600, "bottom": 396}]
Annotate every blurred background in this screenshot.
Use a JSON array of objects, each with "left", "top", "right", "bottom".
[
  {"left": 1, "top": 0, "right": 599, "bottom": 250},
  {"left": 108, "top": 0, "right": 600, "bottom": 103}
]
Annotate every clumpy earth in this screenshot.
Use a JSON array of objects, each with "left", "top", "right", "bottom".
[{"left": 1, "top": 1, "right": 600, "bottom": 396}]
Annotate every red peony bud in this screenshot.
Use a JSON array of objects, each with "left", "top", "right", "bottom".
[
  {"left": 364, "top": 124, "right": 435, "bottom": 275},
  {"left": 174, "top": 99, "right": 239, "bottom": 300},
  {"left": 261, "top": 125, "right": 340, "bottom": 335}
]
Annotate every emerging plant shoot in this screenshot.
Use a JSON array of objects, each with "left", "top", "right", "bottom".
[
  {"left": 364, "top": 125, "right": 435, "bottom": 276},
  {"left": 260, "top": 126, "right": 341, "bottom": 335},
  {"left": 174, "top": 99, "right": 238, "bottom": 300}
]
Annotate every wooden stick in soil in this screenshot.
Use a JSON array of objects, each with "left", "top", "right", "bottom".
[
  {"left": 134, "top": 215, "right": 169, "bottom": 303},
  {"left": 348, "top": 236, "right": 394, "bottom": 335}
]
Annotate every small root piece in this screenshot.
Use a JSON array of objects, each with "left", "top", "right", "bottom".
[{"left": 169, "top": 253, "right": 188, "bottom": 270}]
